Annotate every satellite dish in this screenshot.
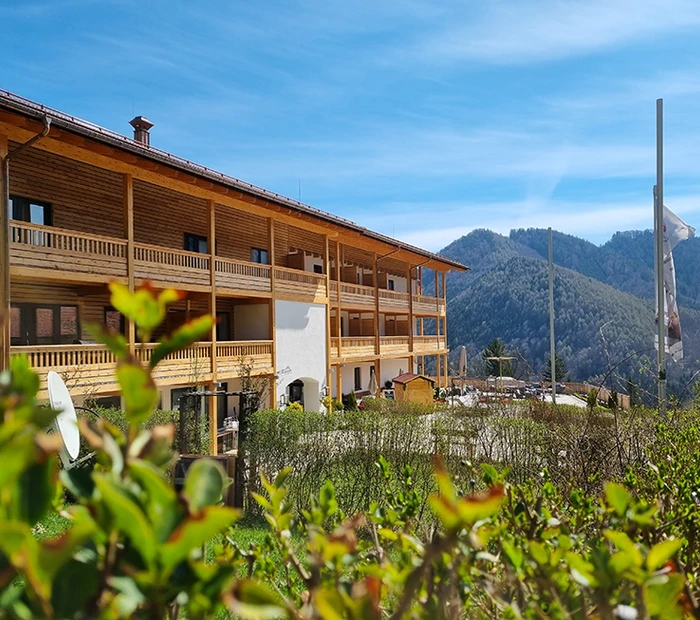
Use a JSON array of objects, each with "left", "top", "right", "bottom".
[{"left": 47, "top": 371, "right": 80, "bottom": 461}]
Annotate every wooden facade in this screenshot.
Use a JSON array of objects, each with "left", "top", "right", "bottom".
[{"left": 0, "top": 91, "right": 465, "bottom": 409}]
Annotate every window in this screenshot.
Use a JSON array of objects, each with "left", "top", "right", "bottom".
[
  {"left": 104, "top": 307, "right": 125, "bottom": 335},
  {"left": 354, "top": 367, "right": 362, "bottom": 391},
  {"left": 251, "top": 248, "right": 269, "bottom": 264},
  {"left": 93, "top": 396, "right": 121, "bottom": 410},
  {"left": 184, "top": 233, "right": 208, "bottom": 254},
  {"left": 313, "top": 264, "right": 323, "bottom": 274},
  {"left": 9, "top": 195, "right": 53, "bottom": 225},
  {"left": 216, "top": 312, "right": 231, "bottom": 341},
  {"left": 171, "top": 387, "right": 196, "bottom": 413},
  {"left": 11, "top": 303, "right": 79, "bottom": 345},
  {"left": 387, "top": 279, "right": 395, "bottom": 291}
]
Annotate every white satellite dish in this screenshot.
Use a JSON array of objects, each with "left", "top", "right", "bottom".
[{"left": 47, "top": 371, "right": 80, "bottom": 461}]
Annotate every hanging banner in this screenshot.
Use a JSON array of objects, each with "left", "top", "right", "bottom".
[{"left": 655, "top": 205, "right": 695, "bottom": 361}]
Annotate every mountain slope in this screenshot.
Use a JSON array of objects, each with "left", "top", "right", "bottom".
[{"left": 441, "top": 228, "right": 700, "bottom": 391}]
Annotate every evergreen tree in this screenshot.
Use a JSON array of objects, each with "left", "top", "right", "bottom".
[
  {"left": 543, "top": 353, "right": 568, "bottom": 383},
  {"left": 482, "top": 339, "right": 513, "bottom": 377}
]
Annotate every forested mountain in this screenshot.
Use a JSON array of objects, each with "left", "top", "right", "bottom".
[{"left": 441, "top": 228, "right": 700, "bottom": 400}]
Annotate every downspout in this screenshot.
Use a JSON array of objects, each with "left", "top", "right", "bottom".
[{"left": 1, "top": 116, "right": 51, "bottom": 371}]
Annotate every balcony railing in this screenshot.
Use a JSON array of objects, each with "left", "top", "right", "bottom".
[
  {"left": 330, "top": 281, "right": 375, "bottom": 308},
  {"left": 413, "top": 335, "right": 447, "bottom": 353},
  {"left": 274, "top": 266, "right": 327, "bottom": 300},
  {"left": 380, "top": 336, "right": 410, "bottom": 355},
  {"left": 216, "top": 257, "right": 271, "bottom": 294},
  {"left": 10, "top": 221, "right": 128, "bottom": 278},
  {"left": 134, "top": 242, "right": 210, "bottom": 288},
  {"left": 216, "top": 340, "right": 274, "bottom": 375},
  {"left": 11, "top": 340, "right": 273, "bottom": 397},
  {"left": 413, "top": 294, "right": 445, "bottom": 315},
  {"left": 378, "top": 289, "right": 410, "bottom": 312}
]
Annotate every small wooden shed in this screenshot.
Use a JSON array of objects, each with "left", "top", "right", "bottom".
[{"left": 393, "top": 373, "right": 435, "bottom": 405}]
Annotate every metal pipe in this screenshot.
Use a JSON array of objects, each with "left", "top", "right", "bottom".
[
  {"left": 655, "top": 99, "right": 666, "bottom": 415},
  {"left": 1, "top": 116, "right": 51, "bottom": 371}
]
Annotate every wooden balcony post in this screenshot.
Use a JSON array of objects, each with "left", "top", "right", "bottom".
[
  {"left": 123, "top": 173, "right": 135, "bottom": 355},
  {"left": 336, "top": 241, "right": 342, "bottom": 359},
  {"left": 208, "top": 199, "right": 218, "bottom": 454},
  {"left": 407, "top": 264, "right": 414, "bottom": 354},
  {"left": 336, "top": 364, "right": 342, "bottom": 401},
  {"left": 324, "top": 235, "right": 332, "bottom": 408},
  {"left": 0, "top": 134, "right": 8, "bottom": 372},
  {"left": 373, "top": 252, "right": 380, "bottom": 356},
  {"left": 268, "top": 218, "right": 277, "bottom": 408}
]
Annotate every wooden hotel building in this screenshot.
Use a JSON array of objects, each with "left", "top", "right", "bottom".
[{"left": 0, "top": 90, "right": 466, "bottom": 424}]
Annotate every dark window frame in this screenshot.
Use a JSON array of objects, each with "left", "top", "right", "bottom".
[
  {"left": 9, "top": 195, "right": 53, "bottom": 226},
  {"left": 313, "top": 264, "right": 323, "bottom": 274},
  {"left": 354, "top": 367, "right": 362, "bottom": 391},
  {"left": 10, "top": 302, "right": 80, "bottom": 345},
  {"left": 251, "top": 247, "right": 269, "bottom": 264},
  {"left": 104, "top": 306, "right": 126, "bottom": 335},
  {"left": 184, "top": 232, "right": 208, "bottom": 254},
  {"left": 387, "top": 279, "right": 395, "bottom": 291}
]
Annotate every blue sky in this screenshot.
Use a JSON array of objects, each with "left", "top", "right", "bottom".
[{"left": 3, "top": 0, "right": 700, "bottom": 251}]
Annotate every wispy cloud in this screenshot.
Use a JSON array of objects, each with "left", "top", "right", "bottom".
[
  {"left": 401, "top": 0, "right": 700, "bottom": 66},
  {"left": 370, "top": 193, "right": 700, "bottom": 252}
]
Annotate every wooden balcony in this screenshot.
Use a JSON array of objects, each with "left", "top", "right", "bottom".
[
  {"left": 330, "top": 334, "right": 447, "bottom": 362},
  {"left": 378, "top": 290, "right": 410, "bottom": 312},
  {"left": 215, "top": 341, "right": 274, "bottom": 376},
  {"left": 414, "top": 335, "right": 447, "bottom": 354},
  {"left": 12, "top": 340, "right": 273, "bottom": 399},
  {"left": 134, "top": 243, "right": 210, "bottom": 290},
  {"left": 216, "top": 257, "right": 271, "bottom": 295},
  {"left": 412, "top": 294, "right": 445, "bottom": 315},
  {"left": 329, "top": 281, "right": 445, "bottom": 315},
  {"left": 10, "top": 221, "right": 127, "bottom": 282},
  {"left": 274, "top": 266, "right": 327, "bottom": 302}
]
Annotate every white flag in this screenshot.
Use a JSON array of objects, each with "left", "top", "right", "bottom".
[{"left": 656, "top": 206, "right": 695, "bottom": 361}]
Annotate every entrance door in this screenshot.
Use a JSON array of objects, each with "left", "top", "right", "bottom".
[{"left": 289, "top": 380, "right": 304, "bottom": 405}]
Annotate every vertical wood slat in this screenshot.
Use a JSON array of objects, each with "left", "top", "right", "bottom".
[
  {"left": 268, "top": 217, "right": 277, "bottom": 408},
  {"left": 124, "top": 173, "right": 135, "bottom": 355}
]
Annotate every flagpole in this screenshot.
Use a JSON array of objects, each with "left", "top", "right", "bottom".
[
  {"left": 548, "top": 227, "right": 556, "bottom": 405},
  {"left": 655, "top": 98, "right": 667, "bottom": 415}
]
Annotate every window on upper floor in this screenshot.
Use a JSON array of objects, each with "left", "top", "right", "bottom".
[
  {"left": 251, "top": 248, "right": 269, "bottom": 264},
  {"left": 184, "top": 233, "right": 208, "bottom": 254},
  {"left": 11, "top": 303, "right": 79, "bottom": 345},
  {"left": 9, "top": 195, "right": 53, "bottom": 226},
  {"left": 388, "top": 279, "right": 395, "bottom": 290},
  {"left": 104, "top": 307, "right": 125, "bottom": 335},
  {"left": 313, "top": 264, "right": 323, "bottom": 274}
]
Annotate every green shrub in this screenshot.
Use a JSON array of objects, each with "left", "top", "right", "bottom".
[{"left": 342, "top": 390, "right": 358, "bottom": 411}]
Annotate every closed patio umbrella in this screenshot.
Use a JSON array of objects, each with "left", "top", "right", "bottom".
[{"left": 368, "top": 368, "right": 378, "bottom": 396}]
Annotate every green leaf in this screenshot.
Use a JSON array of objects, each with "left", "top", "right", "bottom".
[
  {"left": 116, "top": 362, "right": 157, "bottom": 426},
  {"left": 128, "top": 460, "right": 182, "bottom": 543},
  {"left": 109, "top": 282, "right": 183, "bottom": 340},
  {"left": 605, "top": 530, "right": 643, "bottom": 568},
  {"left": 94, "top": 474, "right": 156, "bottom": 566},
  {"left": 85, "top": 323, "right": 129, "bottom": 360},
  {"left": 13, "top": 457, "right": 58, "bottom": 526},
  {"left": 149, "top": 315, "right": 214, "bottom": 369},
  {"left": 60, "top": 466, "right": 95, "bottom": 501},
  {"left": 529, "top": 541, "right": 548, "bottom": 565},
  {"left": 273, "top": 467, "right": 293, "bottom": 490},
  {"left": 225, "top": 579, "right": 286, "bottom": 619},
  {"left": 605, "top": 482, "right": 630, "bottom": 517},
  {"left": 184, "top": 459, "right": 227, "bottom": 512},
  {"left": 8, "top": 355, "right": 40, "bottom": 401},
  {"left": 502, "top": 540, "right": 524, "bottom": 569},
  {"left": 643, "top": 573, "right": 685, "bottom": 618},
  {"left": 455, "top": 484, "right": 504, "bottom": 526},
  {"left": 314, "top": 588, "right": 346, "bottom": 620},
  {"left": 647, "top": 539, "right": 683, "bottom": 572},
  {"left": 161, "top": 506, "right": 240, "bottom": 570}
]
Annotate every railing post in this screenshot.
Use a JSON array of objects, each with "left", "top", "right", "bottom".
[
  {"left": 324, "top": 235, "right": 332, "bottom": 409},
  {"left": 336, "top": 241, "right": 342, "bottom": 360},
  {"left": 123, "top": 174, "right": 135, "bottom": 356},
  {"left": 0, "top": 134, "right": 9, "bottom": 372},
  {"left": 373, "top": 252, "right": 380, "bottom": 356}
]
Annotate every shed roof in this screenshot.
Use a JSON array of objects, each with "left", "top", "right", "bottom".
[{"left": 393, "top": 373, "right": 435, "bottom": 385}]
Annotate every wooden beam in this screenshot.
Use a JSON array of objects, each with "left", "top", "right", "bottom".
[
  {"left": 324, "top": 235, "right": 332, "bottom": 409},
  {"left": 208, "top": 199, "right": 218, "bottom": 456},
  {"left": 0, "top": 133, "right": 9, "bottom": 371},
  {"left": 337, "top": 241, "right": 343, "bottom": 359},
  {"left": 123, "top": 173, "right": 135, "bottom": 355},
  {"left": 407, "top": 264, "right": 414, "bottom": 355},
  {"left": 268, "top": 217, "right": 277, "bottom": 408},
  {"left": 373, "top": 252, "right": 380, "bottom": 356},
  {"left": 336, "top": 364, "right": 342, "bottom": 400}
]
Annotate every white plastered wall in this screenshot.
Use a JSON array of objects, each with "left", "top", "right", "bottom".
[
  {"left": 335, "top": 358, "right": 412, "bottom": 397},
  {"left": 275, "top": 300, "right": 328, "bottom": 411}
]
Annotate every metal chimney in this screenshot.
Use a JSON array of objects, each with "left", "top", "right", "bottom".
[{"left": 129, "top": 116, "right": 153, "bottom": 145}]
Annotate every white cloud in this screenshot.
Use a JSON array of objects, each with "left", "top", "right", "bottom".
[
  {"left": 406, "top": 0, "right": 700, "bottom": 66},
  {"left": 364, "top": 194, "right": 700, "bottom": 251}
]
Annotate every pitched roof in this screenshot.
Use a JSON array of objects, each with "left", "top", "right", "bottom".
[
  {"left": 392, "top": 373, "right": 435, "bottom": 385},
  {"left": 0, "top": 89, "right": 468, "bottom": 272}
]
